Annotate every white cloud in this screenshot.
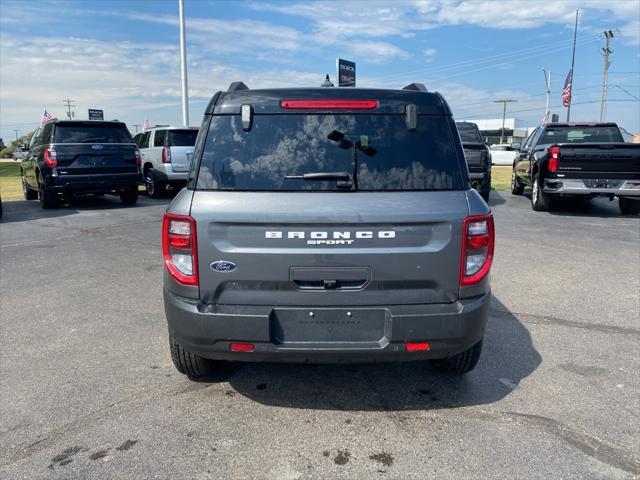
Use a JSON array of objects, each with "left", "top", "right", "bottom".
[{"left": 423, "top": 48, "right": 437, "bottom": 62}]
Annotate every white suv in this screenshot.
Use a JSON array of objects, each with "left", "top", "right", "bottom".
[{"left": 133, "top": 126, "right": 198, "bottom": 197}]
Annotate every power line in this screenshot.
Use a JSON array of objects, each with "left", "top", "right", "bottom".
[
  {"left": 599, "top": 30, "right": 614, "bottom": 121},
  {"left": 62, "top": 98, "right": 76, "bottom": 119},
  {"left": 494, "top": 99, "right": 517, "bottom": 144}
]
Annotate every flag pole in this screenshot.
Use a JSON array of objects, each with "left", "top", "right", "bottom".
[{"left": 566, "top": 9, "right": 579, "bottom": 121}]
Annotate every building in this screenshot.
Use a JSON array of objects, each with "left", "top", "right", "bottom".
[{"left": 460, "top": 118, "right": 535, "bottom": 145}]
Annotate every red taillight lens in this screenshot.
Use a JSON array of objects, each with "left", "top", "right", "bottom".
[
  {"left": 280, "top": 99, "right": 378, "bottom": 110},
  {"left": 43, "top": 147, "right": 57, "bottom": 168},
  {"left": 229, "top": 343, "right": 254, "bottom": 352},
  {"left": 162, "top": 214, "right": 198, "bottom": 286},
  {"left": 460, "top": 214, "right": 495, "bottom": 286},
  {"left": 548, "top": 145, "right": 559, "bottom": 172},
  {"left": 134, "top": 147, "right": 141, "bottom": 167},
  {"left": 405, "top": 341, "right": 430, "bottom": 352},
  {"left": 162, "top": 146, "right": 171, "bottom": 164}
]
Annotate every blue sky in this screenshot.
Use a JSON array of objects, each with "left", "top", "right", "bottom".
[{"left": 1, "top": 0, "right": 639, "bottom": 142}]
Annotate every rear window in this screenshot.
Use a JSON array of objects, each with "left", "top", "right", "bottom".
[
  {"left": 53, "top": 124, "right": 132, "bottom": 143},
  {"left": 197, "top": 114, "right": 462, "bottom": 191},
  {"left": 540, "top": 126, "right": 623, "bottom": 144},
  {"left": 456, "top": 123, "right": 483, "bottom": 143},
  {"left": 169, "top": 130, "right": 198, "bottom": 147}
]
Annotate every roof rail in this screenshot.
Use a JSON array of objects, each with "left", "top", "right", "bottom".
[
  {"left": 228, "top": 81, "right": 249, "bottom": 92},
  {"left": 402, "top": 82, "right": 428, "bottom": 92}
]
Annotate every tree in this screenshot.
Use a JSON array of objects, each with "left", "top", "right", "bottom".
[{"left": 0, "top": 130, "right": 34, "bottom": 158}]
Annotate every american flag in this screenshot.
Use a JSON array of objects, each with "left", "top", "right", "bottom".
[
  {"left": 41, "top": 109, "right": 52, "bottom": 124},
  {"left": 143, "top": 119, "right": 150, "bottom": 131},
  {"left": 562, "top": 69, "right": 573, "bottom": 107}
]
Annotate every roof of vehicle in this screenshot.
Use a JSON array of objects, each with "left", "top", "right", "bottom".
[
  {"left": 47, "top": 120, "right": 127, "bottom": 126},
  {"left": 542, "top": 122, "right": 619, "bottom": 128},
  {"left": 143, "top": 125, "right": 199, "bottom": 131},
  {"left": 206, "top": 84, "right": 451, "bottom": 116}
]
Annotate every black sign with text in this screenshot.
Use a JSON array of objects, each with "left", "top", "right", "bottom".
[
  {"left": 337, "top": 59, "right": 356, "bottom": 87},
  {"left": 88, "top": 109, "right": 104, "bottom": 121}
]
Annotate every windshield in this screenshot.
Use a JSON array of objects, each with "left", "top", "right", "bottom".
[
  {"left": 456, "top": 123, "right": 483, "bottom": 143},
  {"left": 53, "top": 124, "right": 132, "bottom": 143},
  {"left": 197, "top": 114, "right": 463, "bottom": 191},
  {"left": 539, "top": 126, "right": 623, "bottom": 144},
  {"left": 168, "top": 130, "right": 198, "bottom": 147}
]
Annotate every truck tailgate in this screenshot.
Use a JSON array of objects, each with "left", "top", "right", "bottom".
[
  {"left": 55, "top": 144, "right": 139, "bottom": 175},
  {"left": 557, "top": 143, "right": 640, "bottom": 176}
]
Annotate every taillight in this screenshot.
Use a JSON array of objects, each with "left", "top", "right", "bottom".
[
  {"left": 162, "top": 146, "right": 171, "bottom": 164},
  {"left": 134, "top": 147, "right": 141, "bottom": 167},
  {"left": 460, "top": 214, "right": 495, "bottom": 286},
  {"left": 43, "top": 147, "right": 57, "bottom": 168},
  {"left": 280, "top": 99, "right": 378, "bottom": 110},
  {"left": 162, "top": 214, "right": 198, "bottom": 286},
  {"left": 548, "top": 145, "right": 559, "bottom": 172}
]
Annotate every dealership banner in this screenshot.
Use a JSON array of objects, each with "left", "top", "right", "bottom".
[{"left": 337, "top": 59, "right": 356, "bottom": 87}]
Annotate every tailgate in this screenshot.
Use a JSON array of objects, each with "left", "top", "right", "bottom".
[
  {"left": 55, "top": 144, "right": 139, "bottom": 175},
  {"left": 462, "top": 143, "right": 487, "bottom": 171},
  {"left": 192, "top": 191, "right": 469, "bottom": 307},
  {"left": 169, "top": 146, "right": 193, "bottom": 173},
  {"left": 557, "top": 143, "right": 640, "bottom": 176}
]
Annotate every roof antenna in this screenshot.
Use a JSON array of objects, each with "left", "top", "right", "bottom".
[{"left": 321, "top": 74, "right": 334, "bottom": 87}]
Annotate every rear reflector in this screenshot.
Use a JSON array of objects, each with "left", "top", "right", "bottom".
[
  {"left": 230, "top": 343, "right": 254, "bottom": 352},
  {"left": 280, "top": 99, "right": 378, "bottom": 110},
  {"left": 405, "top": 342, "right": 430, "bottom": 352}
]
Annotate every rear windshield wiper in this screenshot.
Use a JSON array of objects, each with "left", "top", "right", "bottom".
[{"left": 284, "top": 172, "right": 353, "bottom": 189}]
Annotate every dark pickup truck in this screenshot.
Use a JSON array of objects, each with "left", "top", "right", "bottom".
[
  {"left": 511, "top": 123, "right": 640, "bottom": 214},
  {"left": 21, "top": 120, "right": 141, "bottom": 208},
  {"left": 456, "top": 121, "right": 491, "bottom": 201}
]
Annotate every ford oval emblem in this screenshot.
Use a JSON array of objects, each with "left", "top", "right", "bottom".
[
  {"left": 91, "top": 144, "right": 104, "bottom": 150},
  {"left": 210, "top": 261, "right": 237, "bottom": 272}
]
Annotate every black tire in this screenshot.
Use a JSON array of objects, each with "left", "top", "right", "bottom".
[
  {"left": 531, "top": 174, "right": 553, "bottom": 211},
  {"left": 38, "top": 174, "right": 59, "bottom": 209},
  {"left": 480, "top": 190, "right": 490, "bottom": 202},
  {"left": 511, "top": 170, "right": 524, "bottom": 195},
  {"left": 431, "top": 339, "right": 483, "bottom": 374},
  {"left": 120, "top": 190, "right": 139, "bottom": 205},
  {"left": 145, "top": 169, "right": 163, "bottom": 198},
  {"left": 22, "top": 174, "right": 38, "bottom": 200},
  {"left": 169, "top": 336, "right": 214, "bottom": 378},
  {"left": 619, "top": 197, "right": 640, "bottom": 215}
]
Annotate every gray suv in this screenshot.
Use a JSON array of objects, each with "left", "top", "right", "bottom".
[{"left": 163, "top": 82, "right": 494, "bottom": 378}]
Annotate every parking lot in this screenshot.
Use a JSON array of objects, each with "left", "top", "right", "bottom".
[{"left": 0, "top": 191, "right": 638, "bottom": 479}]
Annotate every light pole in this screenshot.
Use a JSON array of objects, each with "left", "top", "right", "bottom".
[
  {"left": 178, "top": 0, "right": 189, "bottom": 126},
  {"left": 599, "top": 30, "right": 614, "bottom": 122},
  {"left": 494, "top": 99, "right": 517, "bottom": 144},
  {"left": 542, "top": 68, "right": 551, "bottom": 119}
]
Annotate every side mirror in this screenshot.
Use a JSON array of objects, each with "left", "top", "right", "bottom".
[{"left": 510, "top": 142, "right": 521, "bottom": 150}]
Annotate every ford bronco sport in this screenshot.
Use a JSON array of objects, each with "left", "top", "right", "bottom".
[{"left": 163, "top": 82, "right": 494, "bottom": 378}]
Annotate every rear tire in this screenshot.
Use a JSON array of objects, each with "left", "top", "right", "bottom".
[
  {"left": 480, "top": 190, "right": 490, "bottom": 202},
  {"left": 511, "top": 170, "right": 524, "bottom": 195},
  {"left": 120, "top": 190, "right": 139, "bottom": 205},
  {"left": 22, "top": 174, "right": 38, "bottom": 200},
  {"left": 38, "top": 174, "right": 59, "bottom": 209},
  {"left": 431, "top": 339, "right": 483, "bottom": 374},
  {"left": 145, "top": 169, "right": 163, "bottom": 198},
  {"left": 619, "top": 197, "right": 640, "bottom": 215},
  {"left": 531, "top": 175, "right": 553, "bottom": 211},
  {"left": 169, "top": 336, "right": 215, "bottom": 378}
]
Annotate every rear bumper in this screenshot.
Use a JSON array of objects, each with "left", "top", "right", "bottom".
[
  {"left": 164, "top": 289, "right": 490, "bottom": 363},
  {"left": 543, "top": 178, "right": 640, "bottom": 196},
  {"left": 49, "top": 173, "right": 140, "bottom": 193},
  {"left": 152, "top": 164, "right": 188, "bottom": 182}
]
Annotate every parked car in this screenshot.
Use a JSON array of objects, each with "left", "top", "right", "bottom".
[
  {"left": 511, "top": 122, "right": 640, "bottom": 213},
  {"left": 21, "top": 120, "right": 141, "bottom": 208},
  {"left": 456, "top": 121, "right": 491, "bottom": 201},
  {"left": 163, "top": 82, "right": 494, "bottom": 379},
  {"left": 490, "top": 143, "right": 519, "bottom": 166},
  {"left": 133, "top": 126, "right": 198, "bottom": 198}
]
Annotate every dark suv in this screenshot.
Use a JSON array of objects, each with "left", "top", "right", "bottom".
[
  {"left": 456, "top": 121, "right": 491, "bottom": 201},
  {"left": 21, "top": 120, "right": 141, "bottom": 208},
  {"left": 163, "top": 82, "right": 494, "bottom": 378}
]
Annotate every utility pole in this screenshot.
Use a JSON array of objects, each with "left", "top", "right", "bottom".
[
  {"left": 13, "top": 129, "right": 19, "bottom": 141},
  {"left": 599, "top": 30, "right": 614, "bottom": 122},
  {"left": 494, "top": 99, "right": 517, "bottom": 144},
  {"left": 178, "top": 0, "right": 189, "bottom": 126},
  {"left": 543, "top": 68, "right": 551, "bottom": 117},
  {"left": 62, "top": 98, "right": 76, "bottom": 119},
  {"left": 133, "top": 124, "right": 141, "bottom": 133},
  {"left": 566, "top": 9, "right": 579, "bottom": 122}
]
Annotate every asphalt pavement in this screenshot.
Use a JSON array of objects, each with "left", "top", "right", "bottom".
[{"left": 0, "top": 191, "right": 638, "bottom": 479}]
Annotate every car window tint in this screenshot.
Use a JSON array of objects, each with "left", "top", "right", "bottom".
[
  {"left": 540, "top": 126, "right": 624, "bottom": 144},
  {"left": 153, "top": 130, "right": 167, "bottom": 147},
  {"left": 198, "top": 114, "right": 463, "bottom": 191},
  {"left": 456, "top": 123, "right": 483, "bottom": 143},
  {"left": 41, "top": 123, "right": 54, "bottom": 144},
  {"left": 53, "top": 124, "right": 133, "bottom": 143},
  {"left": 139, "top": 132, "right": 151, "bottom": 148},
  {"left": 168, "top": 130, "right": 198, "bottom": 147}
]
